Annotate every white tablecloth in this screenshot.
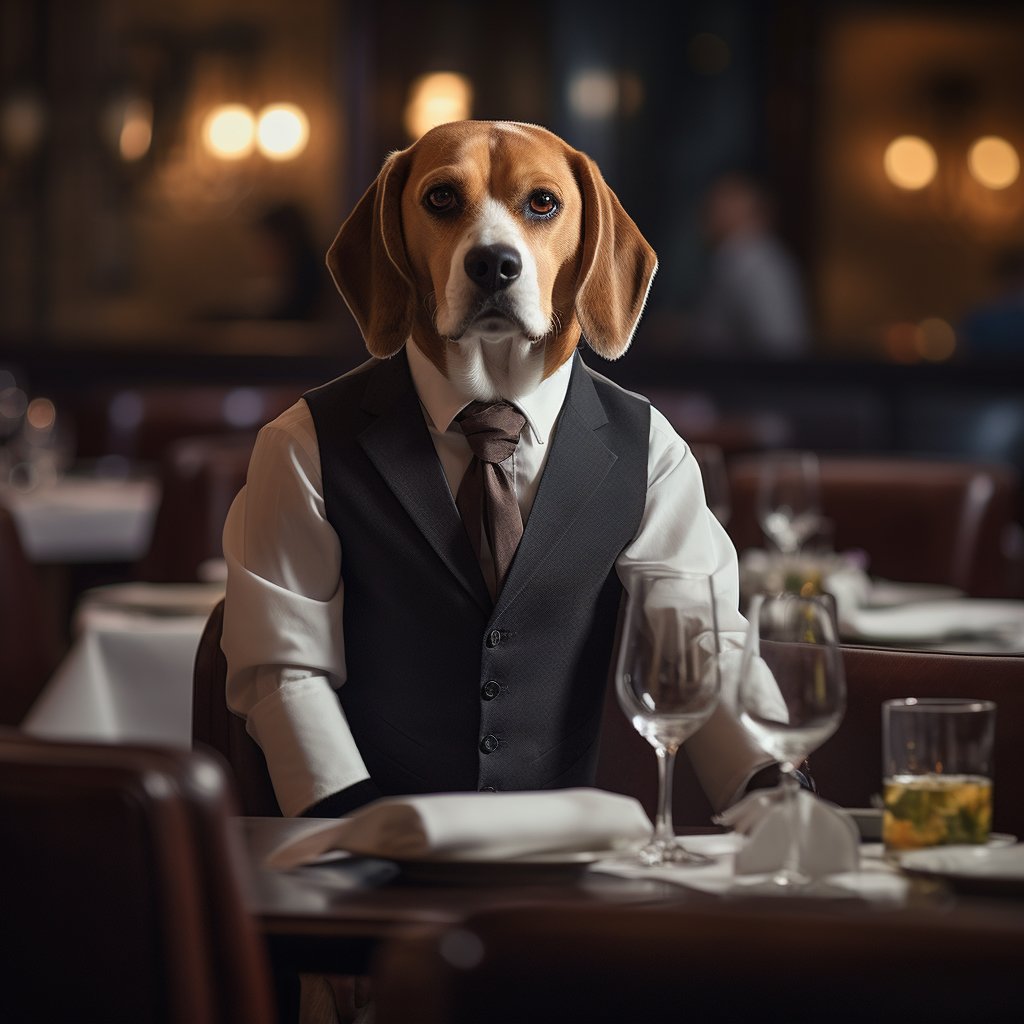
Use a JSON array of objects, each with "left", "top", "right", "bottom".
[
  {"left": 21, "top": 589, "right": 218, "bottom": 747},
  {"left": 2, "top": 474, "right": 160, "bottom": 563}
]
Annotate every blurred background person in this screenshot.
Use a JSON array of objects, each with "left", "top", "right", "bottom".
[
  {"left": 249, "top": 201, "right": 327, "bottom": 321},
  {"left": 689, "top": 170, "right": 811, "bottom": 359},
  {"left": 958, "top": 244, "right": 1024, "bottom": 360}
]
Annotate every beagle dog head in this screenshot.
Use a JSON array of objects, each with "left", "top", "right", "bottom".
[{"left": 327, "top": 120, "right": 657, "bottom": 402}]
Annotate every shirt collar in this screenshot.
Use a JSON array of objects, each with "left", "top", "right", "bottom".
[{"left": 405, "top": 341, "right": 573, "bottom": 446}]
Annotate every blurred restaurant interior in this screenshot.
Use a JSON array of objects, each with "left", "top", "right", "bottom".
[
  {"left": 3, "top": 0, "right": 1024, "bottom": 446},
  {"left": 6, "top": 3, "right": 1024, "bottom": 1020},
  {"left": 0, "top": 0, "right": 1022, "bottom": 688}
]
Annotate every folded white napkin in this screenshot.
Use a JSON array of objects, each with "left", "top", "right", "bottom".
[
  {"left": 265, "top": 788, "right": 653, "bottom": 870},
  {"left": 715, "top": 788, "right": 860, "bottom": 879}
]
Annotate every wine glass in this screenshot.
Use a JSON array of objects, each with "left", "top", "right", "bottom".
[
  {"left": 690, "top": 442, "right": 731, "bottom": 527},
  {"left": 736, "top": 591, "right": 846, "bottom": 889},
  {"left": 615, "top": 570, "right": 722, "bottom": 866},
  {"left": 755, "top": 450, "right": 821, "bottom": 555}
]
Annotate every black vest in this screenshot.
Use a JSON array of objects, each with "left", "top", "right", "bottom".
[{"left": 304, "top": 348, "right": 649, "bottom": 795}]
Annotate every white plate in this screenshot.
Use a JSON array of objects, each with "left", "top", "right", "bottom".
[
  {"left": 864, "top": 580, "right": 964, "bottom": 608},
  {"left": 900, "top": 842, "right": 1024, "bottom": 897},
  {"left": 390, "top": 848, "right": 618, "bottom": 885},
  {"left": 847, "top": 599, "right": 1024, "bottom": 644}
]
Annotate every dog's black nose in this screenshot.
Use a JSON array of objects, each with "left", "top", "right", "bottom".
[{"left": 464, "top": 244, "right": 522, "bottom": 293}]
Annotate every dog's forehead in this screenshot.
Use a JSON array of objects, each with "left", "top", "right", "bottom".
[{"left": 405, "top": 121, "right": 577, "bottom": 196}]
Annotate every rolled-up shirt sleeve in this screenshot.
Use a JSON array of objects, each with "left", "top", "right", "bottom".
[
  {"left": 616, "top": 406, "right": 777, "bottom": 812},
  {"left": 221, "top": 401, "right": 370, "bottom": 816}
]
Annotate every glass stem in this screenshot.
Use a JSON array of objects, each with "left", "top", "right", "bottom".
[
  {"left": 779, "top": 768, "right": 803, "bottom": 882},
  {"left": 653, "top": 745, "right": 678, "bottom": 845}
]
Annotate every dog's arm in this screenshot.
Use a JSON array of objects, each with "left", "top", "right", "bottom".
[{"left": 221, "top": 407, "right": 378, "bottom": 817}]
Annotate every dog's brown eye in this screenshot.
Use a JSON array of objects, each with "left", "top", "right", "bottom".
[
  {"left": 425, "top": 186, "right": 458, "bottom": 213},
  {"left": 527, "top": 191, "right": 559, "bottom": 218}
]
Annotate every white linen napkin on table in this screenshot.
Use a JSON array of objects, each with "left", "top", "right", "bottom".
[
  {"left": 714, "top": 788, "right": 860, "bottom": 879},
  {"left": 265, "top": 788, "right": 653, "bottom": 870}
]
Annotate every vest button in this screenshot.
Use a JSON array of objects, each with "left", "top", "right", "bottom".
[
  {"left": 486, "top": 629, "right": 502, "bottom": 648},
  {"left": 480, "top": 734, "right": 498, "bottom": 754},
  {"left": 480, "top": 785, "right": 497, "bottom": 792},
  {"left": 481, "top": 680, "right": 500, "bottom": 700}
]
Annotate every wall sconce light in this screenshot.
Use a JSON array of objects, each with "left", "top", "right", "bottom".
[
  {"left": 256, "top": 103, "right": 309, "bottom": 160},
  {"left": 102, "top": 93, "right": 153, "bottom": 163},
  {"left": 201, "top": 101, "right": 309, "bottom": 161},
  {"left": 0, "top": 87, "right": 47, "bottom": 160},
  {"left": 202, "top": 103, "right": 256, "bottom": 160},
  {"left": 883, "top": 133, "right": 1021, "bottom": 193},
  {"left": 967, "top": 135, "right": 1019, "bottom": 190},
  {"left": 403, "top": 73, "right": 472, "bottom": 141},
  {"left": 883, "top": 135, "right": 938, "bottom": 190}
]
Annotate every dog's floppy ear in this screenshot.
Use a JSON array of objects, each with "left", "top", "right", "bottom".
[
  {"left": 326, "top": 149, "right": 415, "bottom": 358},
  {"left": 571, "top": 151, "right": 658, "bottom": 360}
]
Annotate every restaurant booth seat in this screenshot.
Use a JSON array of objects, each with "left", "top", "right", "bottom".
[
  {"left": 811, "top": 644, "right": 1024, "bottom": 838},
  {"left": 193, "top": 597, "right": 282, "bottom": 816},
  {"left": 137, "top": 432, "right": 256, "bottom": 583},
  {"left": 0, "top": 503, "right": 61, "bottom": 725},
  {"left": 0, "top": 734, "right": 276, "bottom": 1024},
  {"left": 370, "top": 897, "right": 1024, "bottom": 1024},
  {"left": 726, "top": 454, "right": 1022, "bottom": 597}
]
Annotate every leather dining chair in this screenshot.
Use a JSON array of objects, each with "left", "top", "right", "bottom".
[
  {"left": 0, "top": 502, "right": 61, "bottom": 725},
  {"left": 193, "top": 597, "right": 281, "bottom": 816},
  {"left": 726, "top": 454, "right": 1022, "bottom": 597},
  {"left": 0, "top": 733, "right": 276, "bottom": 1024},
  {"left": 810, "top": 644, "right": 1024, "bottom": 837},
  {"left": 370, "top": 898, "right": 1024, "bottom": 1024},
  {"left": 137, "top": 432, "right": 256, "bottom": 583}
]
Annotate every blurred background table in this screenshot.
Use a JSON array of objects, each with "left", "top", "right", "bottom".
[
  {"left": 1, "top": 471, "right": 160, "bottom": 564},
  {"left": 21, "top": 583, "right": 223, "bottom": 747}
]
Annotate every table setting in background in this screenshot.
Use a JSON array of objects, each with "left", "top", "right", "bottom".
[
  {"left": 1, "top": 374, "right": 162, "bottom": 564},
  {"left": 21, "top": 577, "right": 224, "bottom": 746}
]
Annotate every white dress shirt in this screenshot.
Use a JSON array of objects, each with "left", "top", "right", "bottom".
[{"left": 222, "top": 342, "right": 775, "bottom": 816}]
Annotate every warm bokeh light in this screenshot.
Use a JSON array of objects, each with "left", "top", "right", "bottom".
[
  {"left": 118, "top": 99, "right": 153, "bottom": 161},
  {"left": 967, "top": 136, "right": 1020, "bottom": 190},
  {"left": 202, "top": 104, "right": 256, "bottom": 160},
  {"left": 916, "top": 317, "right": 957, "bottom": 361},
  {"left": 403, "top": 73, "right": 473, "bottom": 140},
  {"left": 568, "top": 69, "right": 619, "bottom": 119},
  {"left": 883, "top": 136, "right": 938, "bottom": 190},
  {"left": 26, "top": 397, "right": 56, "bottom": 431},
  {"left": 256, "top": 103, "right": 310, "bottom": 160},
  {"left": 881, "top": 321, "right": 923, "bottom": 362}
]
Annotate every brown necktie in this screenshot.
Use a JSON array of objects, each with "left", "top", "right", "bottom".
[{"left": 455, "top": 400, "right": 527, "bottom": 595}]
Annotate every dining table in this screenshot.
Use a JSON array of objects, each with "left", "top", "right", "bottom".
[
  {"left": 238, "top": 814, "right": 1024, "bottom": 982},
  {"left": 2, "top": 468, "right": 160, "bottom": 564},
  {"left": 21, "top": 581, "right": 224, "bottom": 746}
]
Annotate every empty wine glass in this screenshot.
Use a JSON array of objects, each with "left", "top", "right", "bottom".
[
  {"left": 736, "top": 591, "right": 846, "bottom": 890},
  {"left": 615, "top": 570, "right": 722, "bottom": 866},
  {"left": 756, "top": 450, "right": 821, "bottom": 555}
]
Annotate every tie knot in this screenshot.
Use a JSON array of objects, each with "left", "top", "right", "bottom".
[{"left": 456, "top": 400, "right": 526, "bottom": 465}]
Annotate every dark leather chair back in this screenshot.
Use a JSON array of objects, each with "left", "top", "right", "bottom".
[
  {"left": 811, "top": 644, "right": 1024, "bottom": 836},
  {"left": 193, "top": 598, "right": 281, "bottom": 816},
  {"left": 727, "top": 455, "right": 1021, "bottom": 596},
  {"left": 0, "top": 734, "right": 276, "bottom": 1024},
  {"left": 0, "top": 503, "right": 61, "bottom": 725},
  {"left": 372, "top": 899, "right": 1024, "bottom": 1024},
  {"left": 138, "top": 432, "right": 256, "bottom": 583}
]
